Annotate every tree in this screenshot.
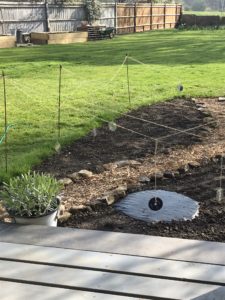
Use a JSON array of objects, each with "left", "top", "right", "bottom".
[{"left": 84, "top": 0, "right": 101, "bottom": 24}]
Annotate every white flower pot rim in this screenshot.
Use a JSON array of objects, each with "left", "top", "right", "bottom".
[{"left": 7, "top": 206, "right": 58, "bottom": 219}]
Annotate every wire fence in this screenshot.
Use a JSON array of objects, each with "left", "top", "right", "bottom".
[{"left": 1, "top": 53, "right": 225, "bottom": 185}]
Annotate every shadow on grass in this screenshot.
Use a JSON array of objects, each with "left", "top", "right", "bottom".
[{"left": 0, "top": 30, "right": 225, "bottom": 67}]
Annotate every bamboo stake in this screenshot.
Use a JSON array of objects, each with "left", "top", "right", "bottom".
[
  {"left": 57, "top": 65, "right": 62, "bottom": 141},
  {"left": 126, "top": 53, "right": 131, "bottom": 105},
  {"left": 2, "top": 71, "right": 8, "bottom": 173}
]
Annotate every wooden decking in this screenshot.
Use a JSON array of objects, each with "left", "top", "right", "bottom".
[{"left": 0, "top": 223, "right": 225, "bottom": 299}]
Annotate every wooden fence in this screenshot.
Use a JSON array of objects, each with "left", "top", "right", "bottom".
[
  {"left": 116, "top": 3, "right": 182, "bottom": 34},
  {"left": 0, "top": 2, "right": 182, "bottom": 36}
]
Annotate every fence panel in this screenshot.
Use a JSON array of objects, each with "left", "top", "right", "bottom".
[
  {"left": 136, "top": 4, "right": 150, "bottom": 32},
  {"left": 152, "top": 5, "right": 164, "bottom": 30},
  {"left": 99, "top": 4, "right": 115, "bottom": 27},
  {"left": 48, "top": 4, "right": 84, "bottom": 32},
  {"left": 0, "top": 2, "right": 46, "bottom": 35},
  {"left": 117, "top": 4, "right": 135, "bottom": 34},
  {"left": 0, "top": 2, "right": 182, "bottom": 36}
]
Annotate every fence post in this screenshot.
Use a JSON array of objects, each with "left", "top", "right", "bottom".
[
  {"left": 45, "top": 0, "right": 50, "bottom": 32},
  {"left": 175, "top": 4, "right": 179, "bottom": 27},
  {"left": 114, "top": 0, "right": 117, "bottom": 34},
  {"left": 0, "top": 7, "right": 6, "bottom": 35},
  {"left": 164, "top": 3, "right": 166, "bottom": 29},
  {"left": 150, "top": 2, "right": 153, "bottom": 30},
  {"left": 134, "top": 2, "right": 137, "bottom": 33}
]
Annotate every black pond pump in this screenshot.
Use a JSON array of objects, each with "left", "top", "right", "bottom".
[{"left": 148, "top": 197, "right": 163, "bottom": 211}]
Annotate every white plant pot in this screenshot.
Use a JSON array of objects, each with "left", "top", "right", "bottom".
[{"left": 14, "top": 210, "right": 58, "bottom": 227}]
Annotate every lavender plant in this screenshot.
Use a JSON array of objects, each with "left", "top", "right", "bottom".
[{"left": 0, "top": 171, "right": 63, "bottom": 217}]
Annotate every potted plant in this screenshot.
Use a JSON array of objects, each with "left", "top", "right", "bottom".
[{"left": 0, "top": 171, "right": 63, "bottom": 227}]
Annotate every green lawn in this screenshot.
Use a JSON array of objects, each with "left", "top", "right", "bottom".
[
  {"left": 1, "top": 29, "right": 225, "bottom": 182},
  {"left": 184, "top": 11, "right": 225, "bottom": 16}
]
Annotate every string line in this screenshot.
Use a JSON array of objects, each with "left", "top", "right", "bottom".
[{"left": 154, "top": 139, "right": 158, "bottom": 191}]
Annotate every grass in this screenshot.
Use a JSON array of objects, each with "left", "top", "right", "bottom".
[
  {"left": 1, "top": 29, "right": 225, "bottom": 182},
  {"left": 184, "top": 11, "right": 225, "bottom": 16}
]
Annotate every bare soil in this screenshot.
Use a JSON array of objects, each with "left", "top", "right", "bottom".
[{"left": 37, "top": 97, "right": 225, "bottom": 242}]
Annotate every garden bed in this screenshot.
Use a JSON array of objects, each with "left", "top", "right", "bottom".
[
  {"left": 30, "top": 31, "right": 88, "bottom": 45},
  {"left": 0, "top": 35, "right": 16, "bottom": 48},
  {"left": 34, "top": 97, "right": 225, "bottom": 242}
]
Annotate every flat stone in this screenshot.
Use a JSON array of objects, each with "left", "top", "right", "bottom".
[
  {"left": 188, "top": 161, "right": 201, "bottom": 169},
  {"left": 178, "top": 165, "right": 189, "bottom": 174},
  {"left": 58, "top": 204, "right": 66, "bottom": 216},
  {"left": 202, "top": 111, "right": 211, "bottom": 117},
  {"left": 103, "top": 163, "right": 117, "bottom": 171},
  {"left": 58, "top": 211, "right": 71, "bottom": 222},
  {"left": 163, "top": 171, "right": 175, "bottom": 179},
  {"left": 139, "top": 176, "right": 151, "bottom": 183},
  {"left": 102, "top": 194, "right": 116, "bottom": 205},
  {"left": 218, "top": 97, "right": 225, "bottom": 102},
  {"left": 69, "top": 205, "right": 90, "bottom": 214},
  {"left": 58, "top": 178, "right": 73, "bottom": 186},
  {"left": 196, "top": 103, "right": 206, "bottom": 108},
  {"left": 150, "top": 173, "right": 163, "bottom": 181},
  {"left": 204, "top": 117, "right": 214, "bottom": 123},
  {"left": 197, "top": 107, "right": 204, "bottom": 111},
  {"left": 102, "top": 186, "right": 127, "bottom": 205},
  {"left": 68, "top": 172, "right": 80, "bottom": 182},
  {"left": 115, "top": 160, "right": 141, "bottom": 168},
  {"left": 78, "top": 170, "right": 93, "bottom": 178}
]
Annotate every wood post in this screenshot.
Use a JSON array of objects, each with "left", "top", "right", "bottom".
[
  {"left": 164, "top": 4, "right": 166, "bottom": 29},
  {"left": 134, "top": 2, "right": 137, "bottom": 33},
  {"left": 150, "top": 3, "right": 153, "bottom": 30},
  {"left": 45, "top": 0, "right": 50, "bottom": 32},
  {"left": 114, "top": 0, "right": 117, "bottom": 34},
  {"left": 0, "top": 7, "right": 5, "bottom": 35}
]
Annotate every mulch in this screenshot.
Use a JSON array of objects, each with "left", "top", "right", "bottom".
[{"left": 37, "top": 97, "right": 225, "bottom": 242}]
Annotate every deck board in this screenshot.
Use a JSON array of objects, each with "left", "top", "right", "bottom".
[
  {"left": 1, "top": 224, "right": 225, "bottom": 299},
  {"left": 1, "top": 242, "right": 225, "bottom": 286},
  {"left": 0, "top": 259, "right": 225, "bottom": 299},
  {"left": 0, "top": 281, "right": 145, "bottom": 300},
  {"left": 1, "top": 223, "right": 225, "bottom": 264}
]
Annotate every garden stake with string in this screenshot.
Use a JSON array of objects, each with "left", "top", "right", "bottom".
[
  {"left": 217, "top": 155, "right": 224, "bottom": 203},
  {"left": 2, "top": 70, "right": 8, "bottom": 173},
  {"left": 149, "top": 139, "right": 163, "bottom": 211},
  {"left": 126, "top": 53, "right": 131, "bottom": 106},
  {"left": 55, "top": 65, "right": 62, "bottom": 153}
]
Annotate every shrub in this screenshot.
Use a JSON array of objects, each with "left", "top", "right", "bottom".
[{"left": 0, "top": 171, "right": 62, "bottom": 217}]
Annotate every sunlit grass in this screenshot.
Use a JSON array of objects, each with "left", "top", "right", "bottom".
[
  {"left": 184, "top": 11, "right": 225, "bottom": 16},
  {"left": 0, "top": 29, "right": 225, "bottom": 181}
]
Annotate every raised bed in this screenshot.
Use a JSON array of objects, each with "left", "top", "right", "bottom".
[
  {"left": 31, "top": 32, "right": 88, "bottom": 45},
  {"left": 0, "top": 35, "right": 16, "bottom": 48}
]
